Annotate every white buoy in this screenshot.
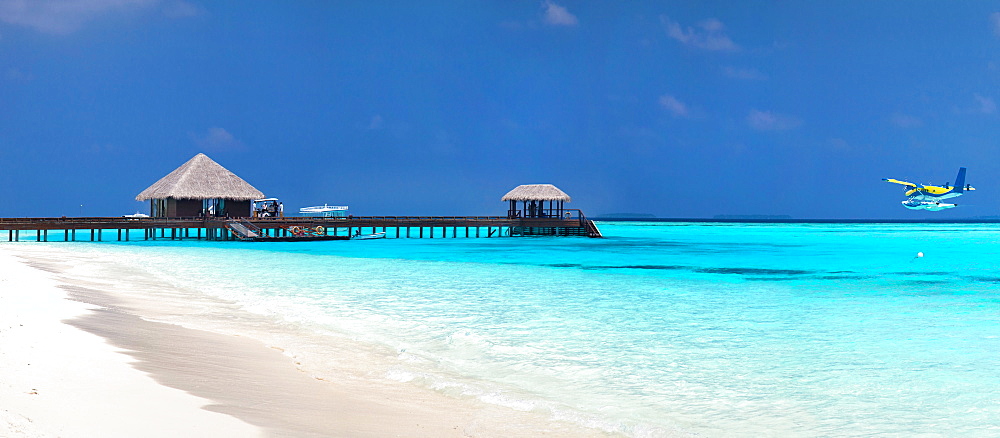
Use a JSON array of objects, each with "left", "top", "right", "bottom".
[{"left": 916, "top": 252, "right": 924, "bottom": 258}]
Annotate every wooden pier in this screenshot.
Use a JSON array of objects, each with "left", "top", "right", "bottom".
[{"left": 0, "top": 211, "right": 602, "bottom": 242}]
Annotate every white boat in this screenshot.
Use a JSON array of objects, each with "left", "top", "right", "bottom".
[
  {"left": 299, "top": 204, "right": 349, "bottom": 217},
  {"left": 352, "top": 232, "right": 386, "bottom": 240},
  {"left": 122, "top": 212, "right": 149, "bottom": 218}
]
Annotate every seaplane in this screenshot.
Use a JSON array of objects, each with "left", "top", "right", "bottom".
[{"left": 883, "top": 167, "right": 974, "bottom": 211}]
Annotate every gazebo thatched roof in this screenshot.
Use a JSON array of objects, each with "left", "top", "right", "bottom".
[
  {"left": 135, "top": 153, "right": 264, "bottom": 201},
  {"left": 501, "top": 184, "right": 571, "bottom": 202}
]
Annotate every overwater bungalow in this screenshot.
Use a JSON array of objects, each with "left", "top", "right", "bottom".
[
  {"left": 502, "top": 184, "right": 571, "bottom": 219},
  {"left": 135, "top": 153, "right": 264, "bottom": 218}
]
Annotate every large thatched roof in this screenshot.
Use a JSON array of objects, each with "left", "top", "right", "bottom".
[
  {"left": 501, "top": 184, "right": 571, "bottom": 202},
  {"left": 135, "top": 153, "right": 264, "bottom": 201}
]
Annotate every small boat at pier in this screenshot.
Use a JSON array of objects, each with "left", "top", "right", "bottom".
[
  {"left": 352, "top": 232, "right": 386, "bottom": 240},
  {"left": 299, "top": 204, "right": 349, "bottom": 217}
]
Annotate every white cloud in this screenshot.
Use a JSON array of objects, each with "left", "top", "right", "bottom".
[
  {"left": 658, "top": 94, "right": 689, "bottom": 117},
  {"left": 661, "top": 15, "right": 738, "bottom": 51},
  {"left": 162, "top": 0, "right": 203, "bottom": 18},
  {"left": 974, "top": 94, "right": 996, "bottom": 114},
  {"left": 0, "top": 0, "right": 197, "bottom": 34},
  {"left": 723, "top": 66, "right": 767, "bottom": 80},
  {"left": 192, "top": 127, "right": 244, "bottom": 151},
  {"left": 991, "top": 12, "right": 1000, "bottom": 37},
  {"left": 890, "top": 113, "right": 922, "bottom": 128},
  {"left": 747, "top": 109, "right": 800, "bottom": 131},
  {"left": 542, "top": 1, "right": 577, "bottom": 27}
]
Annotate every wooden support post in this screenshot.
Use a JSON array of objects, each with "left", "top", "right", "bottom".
[
  {"left": 420, "top": 227, "right": 424, "bottom": 238},
  {"left": 118, "top": 229, "right": 122, "bottom": 241},
  {"left": 476, "top": 227, "right": 480, "bottom": 238},
  {"left": 65, "top": 230, "right": 69, "bottom": 242},
  {"left": 98, "top": 229, "right": 102, "bottom": 241},
  {"left": 465, "top": 227, "right": 469, "bottom": 238},
  {"left": 430, "top": 227, "right": 434, "bottom": 238},
  {"left": 90, "top": 229, "right": 95, "bottom": 241},
  {"left": 396, "top": 227, "right": 400, "bottom": 238}
]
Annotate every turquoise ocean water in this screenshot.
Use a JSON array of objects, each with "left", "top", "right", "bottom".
[{"left": 30, "top": 222, "right": 1000, "bottom": 436}]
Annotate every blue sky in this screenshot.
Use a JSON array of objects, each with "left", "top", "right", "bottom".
[{"left": 2, "top": 1, "right": 1000, "bottom": 219}]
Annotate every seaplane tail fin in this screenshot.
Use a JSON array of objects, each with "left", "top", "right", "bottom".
[{"left": 953, "top": 167, "right": 967, "bottom": 193}]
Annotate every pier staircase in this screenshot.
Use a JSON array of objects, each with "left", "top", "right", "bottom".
[
  {"left": 226, "top": 220, "right": 261, "bottom": 240},
  {"left": 584, "top": 220, "right": 603, "bottom": 238}
]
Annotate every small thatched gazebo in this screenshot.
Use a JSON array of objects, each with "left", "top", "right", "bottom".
[
  {"left": 501, "top": 184, "right": 571, "bottom": 219},
  {"left": 136, "top": 153, "right": 264, "bottom": 218}
]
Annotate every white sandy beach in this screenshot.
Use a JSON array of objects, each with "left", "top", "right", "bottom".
[
  {"left": 0, "top": 244, "right": 613, "bottom": 438},
  {"left": 0, "top": 246, "right": 261, "bottom": 438}
]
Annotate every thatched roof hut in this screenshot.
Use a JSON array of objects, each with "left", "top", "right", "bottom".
[
  {"left": 136, "top": 153, "right": 264, "bottom": 217},
  {"left": 501, "top": 184, "right": 571, "bottom": 218},
  {"left": 501, "top": 184, "right": 571, "bottom": 202}
]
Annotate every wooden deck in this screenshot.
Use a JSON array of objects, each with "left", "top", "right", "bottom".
[{"left": 0, "top": 213, "right": 602, "bottom": 242}]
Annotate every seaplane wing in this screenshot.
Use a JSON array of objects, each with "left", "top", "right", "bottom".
[{"left": 882, "top": 178, "right": 917, "bottom": 188}]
